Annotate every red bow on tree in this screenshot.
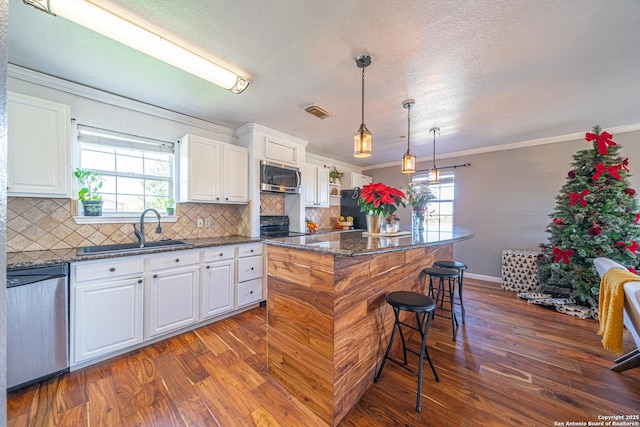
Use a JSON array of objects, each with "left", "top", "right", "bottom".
[
  {"left": 553, "top": 247, "right": 574, "bottom": 264},
  {"left": 592, "top": 163, "right": 622, "bottom": 181},
  {"left": 635, "top": 213, "right": 640, "bottom": 226},
  {"left": 625, "top": 241, "right": 639, "bottom": 255},
  {"left": 553, "top": 218, "right": 563, "bottom": 225},
  {"left": 569, "top": 189, "right": 590, "bottom": 207},
  {"left": 621, "top": 158, "right": 629, "bottom": 172},
  {"left": 630, "top": 267, "right": 638, "bottom": 275},
  {"left": 585, "top": 131, "right": 616, "bottom": 155}
]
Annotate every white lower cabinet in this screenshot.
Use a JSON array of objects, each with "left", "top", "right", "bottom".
[
  {"left": 70, "top": 243, "right": 264, "bottom": 368},
  {"left": 71, "top": 257, "right": 144, "bottom": 366},
  {"left": 201, "top": 246, "right": 235, "bottom": 320},
  {"left": 146, "top": 251, "right": 199, "bottom": 339}
]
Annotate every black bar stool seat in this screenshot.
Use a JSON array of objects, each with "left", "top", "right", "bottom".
[
  {"left": 421, "top": 267, "right": 460, "bottom": 341},
  {"left": 374, "top": 291, "right": 438, "bottom": 413},
  {"left": 434, "top": 260, "right": 468, "bottom": 324}
]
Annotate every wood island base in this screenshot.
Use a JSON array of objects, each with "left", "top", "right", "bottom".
[{"left": 266, "top": 242, "right": 453, "bottom": 426}]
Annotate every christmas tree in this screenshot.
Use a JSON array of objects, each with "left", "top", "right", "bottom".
[{"left": 537, "top": 125, "right": 640, "bottom": 313}]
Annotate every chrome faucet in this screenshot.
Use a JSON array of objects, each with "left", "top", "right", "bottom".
[{"left": 133, "top": 208, "right": 162, "bottom": 247}]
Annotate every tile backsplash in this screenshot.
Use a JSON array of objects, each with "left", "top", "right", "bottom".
[
  {"left": 305, "top": 206, "right": 340, "bottom": 230},
  {"left": 7, "top": 197, "right": 251, "bottom": 252},
  {"left": 260, "top": 193, "right": 285, "bottom": 216}
]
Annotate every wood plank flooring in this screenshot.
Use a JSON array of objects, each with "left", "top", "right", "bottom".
[{"left": 8, "top": 278, "right": 640, "bottom": 426}]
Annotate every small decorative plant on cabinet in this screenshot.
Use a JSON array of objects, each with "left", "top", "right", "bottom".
[
  {"left": 329, "top": 166, "right": 344, "bottom": 185},
  {"left": 74, "top": 168, "right": 105, "bottom": 216}
]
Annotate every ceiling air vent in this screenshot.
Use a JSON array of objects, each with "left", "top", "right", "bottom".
[{"left": 304, "top": 104, "right": 333, "bottom": 119}]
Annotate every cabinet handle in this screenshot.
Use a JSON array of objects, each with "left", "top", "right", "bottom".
[
  {"left": 216, "top": 197, "right": 220, "bottom": 200},
  {"left": 219, "top": 253, "right": 223, "bottom": 256},
  {"left": 137, "top": 279, "right": 143, "bottom": 284},
  {"left": 109, "top": 267, "right": 116, "bottom": 272},
  {"left": 175, "top": 258, "right": 180, "bottom": 262},
  {"left": 225, "top": 197, "right": 229, "bottom": 201},
  {"left": 206, "top": 265, "right": 210, "bottom": 269},
  {"left": 153, "top": 274, "right": 158, "bottom": 278},
  {"left": 250, "top": 290, "right": 253, "bottom": 294},
  {"left": 250, "top": 249, "right": 254, "bottom": 253},
  {"left": 250, "top": 267, "right": 254, "bottom": 271}
]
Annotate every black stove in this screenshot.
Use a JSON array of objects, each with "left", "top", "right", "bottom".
[{"left": 260, "top": 215, "right": 307, "bottom": 238}]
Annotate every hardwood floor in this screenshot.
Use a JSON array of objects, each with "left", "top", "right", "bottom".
[{"left": 8, "top": 278, "right": 640, "bottom": 426}]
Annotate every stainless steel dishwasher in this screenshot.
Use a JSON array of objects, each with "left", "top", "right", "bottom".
[{"left": 7, "top": 263, "right": 69, "bottom": 391}]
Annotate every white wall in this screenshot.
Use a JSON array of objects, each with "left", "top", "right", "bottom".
[{"left": 368, "top": 130, "right": 640, "bottom": 279}]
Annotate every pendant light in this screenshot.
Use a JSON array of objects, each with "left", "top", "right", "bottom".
[
  {"left": 428, "top": 127, "right": 440, "bottom": 183},
  {"left": 353, "top": 54, "right": 372, "bottom": 158},
  {"left": 401, "top": 99, "right": 416, "bottom": 174}
]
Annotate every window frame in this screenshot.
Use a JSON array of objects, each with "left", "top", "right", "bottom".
[
  {"left": 73, "top": 124, "right": 178, "bottom": 224},
  {"left": 413, "top": 170, "right": 455, "bottom": 230}
]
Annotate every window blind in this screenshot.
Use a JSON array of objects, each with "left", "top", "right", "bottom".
[{"left": 77, "top": 124, "right": 174, "bottom": 154}]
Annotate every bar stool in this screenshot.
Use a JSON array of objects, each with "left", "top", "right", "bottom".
[
  {"left": 434, "top": 260, "right": 468, "bottom": 324},
  {"left": 421, "top": 267, "right": 460, "bottom": 341},
  {"left": 374, "top": 291, "right": 438, "bottom": 413}
]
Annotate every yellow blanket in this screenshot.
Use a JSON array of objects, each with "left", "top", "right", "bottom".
[{"left": 598, "top": 268, "right": 640, "bottom": 355}]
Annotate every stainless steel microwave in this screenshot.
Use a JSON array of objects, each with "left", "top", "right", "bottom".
[{"left": 260, "top": 160, "right": 302, "bottom": 194}]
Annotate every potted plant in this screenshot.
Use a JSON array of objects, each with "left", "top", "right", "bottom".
[
  {"left": 329, "top": 166, "right": 344, "bottom": 185},
  {"left": 74, "top": 168, "right": 105, "bottom": 216},
  {"left": 358, "top": 183, "right": 405, "bottom": 233},
  {"left": 165, "top": 198, "right": 176, "bottom": 215}
]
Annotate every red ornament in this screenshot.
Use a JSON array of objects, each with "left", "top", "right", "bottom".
[
  {"left": 569, "top": 189, "right": 590, "bottom": 207},
  {"left": 629, "top": 267, "right": 638, "bottom": 275},
  {"left": 635, "top": 213, "right": 640, "bottom": 226},
  {"left": 553, "top": 218, "right": 563, "bottom": 225},
  {"left": 623, "top": 188, "right": 636, "bottom": 196},
  {"left": 553, "top": 247, "right": 574, "bottom": 264},
  {"left": 626, "top": 241, "right": 639, "bottom": 255},
  {"left": 568, "top": 170, "right": 576, "bottom": 179},
  {"left": 588, "top": 227, "right": 602, "bottom": 236},
  {"left": 585, "top": 131, "right": 616, "bottom": 154}
]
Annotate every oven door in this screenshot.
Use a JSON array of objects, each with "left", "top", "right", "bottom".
[{"left": 260, "top": 161, "right": 301, "bottom": 194}]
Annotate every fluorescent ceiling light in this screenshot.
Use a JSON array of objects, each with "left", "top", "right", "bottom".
[{"left": 24, "top": 0, "right": 250, "bottom": 94}]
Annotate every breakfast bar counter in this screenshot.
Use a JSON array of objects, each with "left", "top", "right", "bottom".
[{"left": 264, "top": 227, "right": 473, "bottom": 426}]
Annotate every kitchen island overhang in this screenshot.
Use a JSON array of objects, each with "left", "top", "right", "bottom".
[{"left": 264, "top": 227, "right": 473, "bottom": 426}]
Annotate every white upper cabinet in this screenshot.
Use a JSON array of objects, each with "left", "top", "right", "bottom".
[
  {"left": 349, "top": 172, "right": 373, "bottom": 189},
  {"left": 178, "top": 134, "right": 248, "bottom": 203},
  {"left": 304, "top": 164, "right": 330, "bottom": 208},
  {"left": 7, "top": 92, "right": 71, "bottom": 198},
  {"left": 223, "top": 144, "right": 249, "bottom": 203}
]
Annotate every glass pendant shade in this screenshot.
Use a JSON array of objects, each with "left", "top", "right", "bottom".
[
  {"left": 402, "top": 150, "right": 416, "bottom": 174},
  {"left": 354, "top": 124, "right": 372, "bottom": 158},
  {"left": 428, "top": 167, "right": 439, "bottom": 183}
]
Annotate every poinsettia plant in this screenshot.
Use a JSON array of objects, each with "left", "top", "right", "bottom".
[{"left": 359, "top": 182, "right": 406, "bottom": 216}]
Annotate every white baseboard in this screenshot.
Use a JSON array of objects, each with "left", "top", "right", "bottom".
[{"left": 466, "top": 272, "right": 502, "bottom": 283}]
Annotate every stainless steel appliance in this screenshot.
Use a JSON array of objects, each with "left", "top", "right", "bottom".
[
  {"left": 260, "top": 160, "right": 302, "bottom": 194},
  {"left": 260, "top": 216, "right": 307, "bottom": 237},
  {"left": 340, "top": 188, "right": 367, "bottom": 229},
  {"left": 7, "top": 264, "right": 69, "bottom": 391}
]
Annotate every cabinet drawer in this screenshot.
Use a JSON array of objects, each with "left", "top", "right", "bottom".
[
  {"left": 73, "top": 257, "right": 144, "bottom": 283},
  {"left": 237, "top": 278, "right": 262, "bottom": 307},
  {"left": 237, "top": 256, "right": 263, "bottom": 282},
  {"left": 147, "top": 250, "right": 199, "bottom": 270},
  {"left": 238, "top": 243, "right": 262, "bottom": 258},
  {"left": 202, "top": 246, "right": 235, "bottom": 262}
]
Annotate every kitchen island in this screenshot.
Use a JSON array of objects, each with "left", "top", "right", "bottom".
[{"left": 264, "top": 227, "right": 474, "bottom": 426}]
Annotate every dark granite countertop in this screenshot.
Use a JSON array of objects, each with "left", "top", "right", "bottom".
[
  {"left": 7, "top": 236, "right": 262, "bottom": 269},
  {"left": 263, "top": 226, "right": 474, "bottom": 256}
]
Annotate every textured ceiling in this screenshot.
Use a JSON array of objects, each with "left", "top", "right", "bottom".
[{"left": 8, "top": 0, "right": 640, "bottom": 167}]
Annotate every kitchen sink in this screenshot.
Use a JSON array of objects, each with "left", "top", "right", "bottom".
[{"left": 76, "top": 240, "right": 194, "bottom": 256}]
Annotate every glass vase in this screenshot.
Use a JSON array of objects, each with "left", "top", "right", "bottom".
[{"left": 412, "top": 208, "right": 426, "bottom": 233}]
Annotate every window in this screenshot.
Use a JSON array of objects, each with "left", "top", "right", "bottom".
[
  {"left": 413, "top": 171, "right": 455, "bottom": 230},
  {"left": 77, "top": 125, "right": 174, "bottom": 214}
]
